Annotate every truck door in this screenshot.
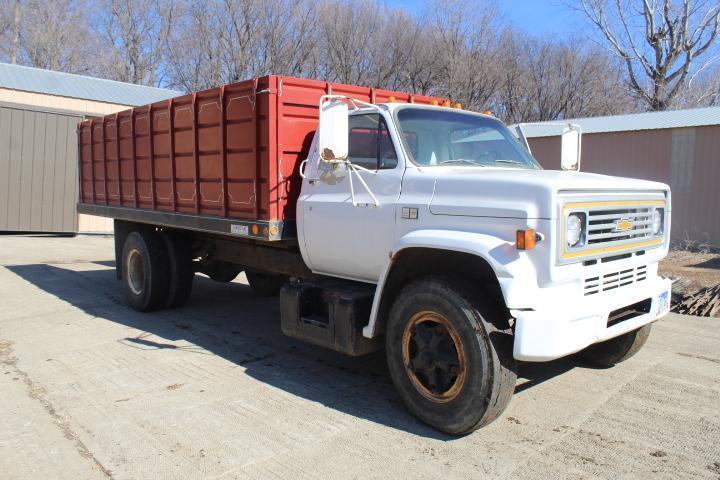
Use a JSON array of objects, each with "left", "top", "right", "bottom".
[{"left": 301, "top": 112, "right": 402, "bottom": 282}]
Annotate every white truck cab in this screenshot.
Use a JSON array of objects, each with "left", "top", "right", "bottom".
[{"left": 296, "top": 99, "right": 671, "bottom": 433}]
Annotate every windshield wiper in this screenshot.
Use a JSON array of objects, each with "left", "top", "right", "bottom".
[
  {"left": 440, "top": 159, "right": 485, "bottom": 166},
  {"left": 494, "top": 159, "right": 523, "bottom": 165}
]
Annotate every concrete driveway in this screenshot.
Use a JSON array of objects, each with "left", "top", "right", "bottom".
[{"left": 1, "top": 235, "right": 718, "bottom": 480}]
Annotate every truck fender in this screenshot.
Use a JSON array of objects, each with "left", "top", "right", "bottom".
[{"left": 362, "top": 229, "right": 536, "bottom": 338}]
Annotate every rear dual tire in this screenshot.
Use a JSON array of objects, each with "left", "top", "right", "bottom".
[
  {"left": 163, "top": 233, "right": 195, "bottom": 308},
  {"left": 246, "top": 271, "right": 286, "bottom": 296},
  {"left": 121, "top": 230, "right": 194, "bottom": 312}
]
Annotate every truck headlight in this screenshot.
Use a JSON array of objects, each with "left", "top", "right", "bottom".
[
  {"left": 652, "top": 208, "right": 664, "bottom": 235},
  {"left": 566, "top": 213, "right": 584, "bottom": 247}
]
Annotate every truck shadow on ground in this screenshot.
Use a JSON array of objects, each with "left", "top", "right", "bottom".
[{"left": 8, "top": 262, "right": 583, "bottom": 439}]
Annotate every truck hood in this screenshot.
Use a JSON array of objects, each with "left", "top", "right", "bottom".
[{"left": 427, "top": 167, "right": 669, "bottom": 219}]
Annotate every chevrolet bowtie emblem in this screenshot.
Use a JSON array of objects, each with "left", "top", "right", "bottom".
[{"left": 614, "top": 218, "right": 634, "bottom": 232}]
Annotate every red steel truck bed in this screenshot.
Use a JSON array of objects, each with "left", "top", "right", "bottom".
[{"left": 77, "top": 75, "right": 442, "bottom": 241}]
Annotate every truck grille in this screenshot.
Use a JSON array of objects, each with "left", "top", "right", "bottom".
[
  {"left": 584, "top": 265, "right": 647, "bottom": 296},
  {"left": 586, "top": 206, "right": 654, "bottom": 245},
  {"left": 559, "top": 197, "right": 666, "bottom": 264}
]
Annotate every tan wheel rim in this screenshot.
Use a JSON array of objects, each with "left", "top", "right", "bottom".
[
  {"left": 126, "top": 248, "right": 145, "bottom": 295},
  {"left": 402, "top": 310, "right": 467, "bottom": 403}
]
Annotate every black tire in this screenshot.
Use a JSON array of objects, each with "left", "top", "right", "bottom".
[
  {"left": 163, "top": 233, "right": 195, "bottom": 308},
  {"left": 245, "top": 271, "right": 286, "bottom": 296},
  {"left": 207, "top": 262, "right": 241, "bottom": 283},
  {"left": 121, "top": 230, "right": 170, "bottom": 312},
  {"left": 579, "top": 324, "right": 652, "bottom": 367},
  {"left": 385, "top": 276, "right": 517, "bottom": 435}
]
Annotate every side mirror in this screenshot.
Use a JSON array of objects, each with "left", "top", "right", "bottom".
[
  {"left": 560, "top": 124, "right": 582, "bottom": 171},
  {"left": 318, "top": 98, "right": 348, "bottom": 162},
  {"left": 513, "top": 124, "right": 531, "bottom": 153}
]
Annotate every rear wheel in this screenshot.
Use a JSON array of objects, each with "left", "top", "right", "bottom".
[
  {"left": 579, "top": 324, "right": 652, "bottom": 367},
  {"left": 163, "top": 233, "right": 195, "bottom": 308},
  {"left": 245, "top": 271, "right": 286, "bottom": 296},
  {"left": 385, "top": 277, "right": 517, "bottom": 435},
  {"left": 207, "top": 262, "right": 241, "bottom": 283},
  {"left": 122, "top": 230, "right": 170, "bottom": 312}
]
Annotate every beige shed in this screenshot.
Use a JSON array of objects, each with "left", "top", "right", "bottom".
[{"left": 0, "top": 63, "right": 181, "bottom": 234}]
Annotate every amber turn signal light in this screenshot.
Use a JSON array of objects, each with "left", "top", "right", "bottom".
[{"left": 516, "top": 229, "right": 537, "bottom": 250}]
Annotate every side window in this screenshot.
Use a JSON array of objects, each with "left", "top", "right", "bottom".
[{"left": 348, "top": 114, "right": 398, "bottom": 170}]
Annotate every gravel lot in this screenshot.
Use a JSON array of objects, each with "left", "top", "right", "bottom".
[{"left": 1, "top": 235, "right": 719, "bottom": 480}]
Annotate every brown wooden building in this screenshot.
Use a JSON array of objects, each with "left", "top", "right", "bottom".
[
  {"left": 0, "top": 63, "right": 181, "bottom": 234},
  {"left": 523, "top": 107, "right": 720, "bottom": 247}
]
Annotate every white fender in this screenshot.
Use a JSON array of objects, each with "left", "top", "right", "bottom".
[{"left": 362, "top": 229, "right": 539, "bottom": 338}]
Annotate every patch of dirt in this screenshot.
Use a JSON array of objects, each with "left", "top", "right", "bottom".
[
  {"left": 660, "top": 250, "right": 720, "bottom": 317},
  {"left": 660, "top": 251, "right": 720, "bottom": 293}
]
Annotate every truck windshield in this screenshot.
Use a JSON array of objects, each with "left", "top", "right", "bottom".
[{"left": 395, "top": 107, "right": 541, "bottom": 169}]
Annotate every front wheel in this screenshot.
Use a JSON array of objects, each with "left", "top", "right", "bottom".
[
  {"left": 385, "top": 277, "right": 517, "bottom": 435},
  {"left": 579, "top": 324, "right": 652, "bottom": 367}
]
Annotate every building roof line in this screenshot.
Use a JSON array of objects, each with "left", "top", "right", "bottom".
[
  {"left": 0, "top": 62, "right": 182, "bottom": 107},
  {"left": 521, "top": 105, "right": 720, "bottom": 138}
]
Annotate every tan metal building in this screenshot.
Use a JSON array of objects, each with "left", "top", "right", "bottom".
[
  {"left": 523, "top": 107, "right": 720, "bottom": 247},
  {"left": 0, "top": 63, "right": 181, "bottom": 234}
]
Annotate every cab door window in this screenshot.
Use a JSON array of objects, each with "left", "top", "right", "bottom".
[{"left": 348, "top": 114, "right": 398, "bottom": 170}]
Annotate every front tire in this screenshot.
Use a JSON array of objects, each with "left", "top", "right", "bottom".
[
  {"left": 385, "top": 277, "right": 517, "bottom": 435},
  {"left": 121, "top": 230, "right": 170, "bottom": 312},
  {"left": 579, "top": 324, "right": 652, "bottom": 367}
]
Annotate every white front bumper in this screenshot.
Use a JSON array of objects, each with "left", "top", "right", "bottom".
[{"left": 512, "top": 276, "right": 672, "bottom": 361}]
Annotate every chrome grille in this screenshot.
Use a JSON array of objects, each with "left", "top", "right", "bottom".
[
  {"left": 559, "top": 197, "right": 666, "bottom": 264},
  {"left": 586, "top": 207, "right": 654, "bottom": 245},
  {"left": 584, "top": 265, "right": 648, "bottom": 296}
]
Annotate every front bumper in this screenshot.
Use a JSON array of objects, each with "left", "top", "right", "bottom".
[{"left": 512, "top": 275, "right": 672, "bottom": 361}]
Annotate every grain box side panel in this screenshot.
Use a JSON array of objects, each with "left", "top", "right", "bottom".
[
  {"left": 133, "top": 106, "right": 154, "bottom": 209},
  {"left": 104, "top": 114, "right": 121, "bottom": 206},
  {"left": 225, "top": 79, "right": 263, "bottom": 220},
  {"left": 116, "top": 109, "right": 136, "bottom": 206},
  {"left": 274, "top": 76, "right": 327, "bottom": 221},
  {"left": 79, "top": 121, "right": 94, "bottom": 204}
]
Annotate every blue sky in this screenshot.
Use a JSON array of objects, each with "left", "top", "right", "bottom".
[{"left": 388, "top": 0, "right": 588, "bottom": 38}]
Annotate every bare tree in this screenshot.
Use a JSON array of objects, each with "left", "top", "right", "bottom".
[
  {"left": 0, "top": 0, "right": 98, "bottom": 73},
  {"left": 579, "top": 0, "right": 720, "bottom": 110},
  {"left": 0, "top": 0, "right": 23, "bottom": 64},
  {"left": 419, "top": 0, "right": 506, "bottom": 110},
  {"left": 163, "top": 0, "right": 225, "bottom": 90},
  {"left": 93, "top": 0, "right": 175, "bottom": 85},
  {"left": 0, "top": 0, "right": 641, "bottom": 123},
  {"left": 675, "top": 63, "right": 720, "bottom": 104}
]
